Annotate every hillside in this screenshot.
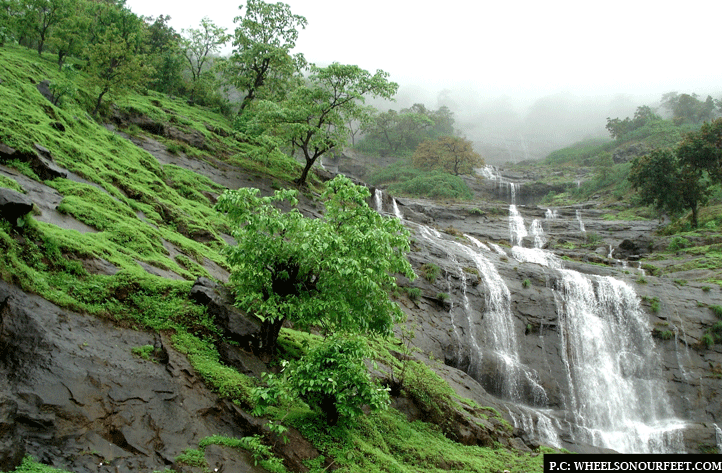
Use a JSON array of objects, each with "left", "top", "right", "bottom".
[
  {"left": 0, "top": 45, "right": 553, "bottom": 472},
  {"left": 3, "top": 41, "right": 722, "bottom": 473}
]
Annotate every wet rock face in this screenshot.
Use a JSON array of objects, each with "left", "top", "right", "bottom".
[
  {"left": 0, "top": 279, "right": 321, "bottom": 472},
  {"left": 396, "top": 202, "right": 722, "bottom": 454},
  {"left": 0, "top": 188, "right": 33, "bottom": 225}
]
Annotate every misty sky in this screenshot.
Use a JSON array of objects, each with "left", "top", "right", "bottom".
[{"left": 124, "top": 0, "right": 721, "bottom": 161}]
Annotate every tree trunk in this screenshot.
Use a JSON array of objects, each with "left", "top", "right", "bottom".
[
  {"left": 691, "top": 204, "right": 699, "bottom": 228},
  {"left": 256, "top": 317, "right": 285, "bottom": 360},
  {"left": 296, "top": 155, "right": 315, "bottom": 186},
  {"left": 92, "top": 89, "right": 108, "bottom": 117}
]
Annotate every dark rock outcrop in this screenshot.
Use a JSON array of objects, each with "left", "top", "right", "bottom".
[
  {"left": 0, "top": 142, "right": 67, "bottom": 181},
  {"left": 0, "top": 188, "right": 32, "bottom": 224},
  {"left": 190, "top": 277, "right": 262, "bottom": 351},
  {"left": 0, "top": 279, "right": 321, "bottom": 472}
]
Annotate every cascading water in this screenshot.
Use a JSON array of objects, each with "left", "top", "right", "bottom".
[
  {"left": 508, "top": 204, "right": 685, "bottom": 453},
  {"left": 576, "top": 209, "right": 586, "bottom": 233},
  {"left": 509, "top": 205, "right": 528, "bottom": 247},
  {"left": 392, "top": 198, "right": 403, "bottom": 220},
  {"left": 374, "top": 189, "right": 383, "bottom": 213}
]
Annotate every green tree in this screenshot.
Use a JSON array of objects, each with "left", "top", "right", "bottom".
[
  {"left": 287, "top": 336, "right": 389, "bottom": 425},
  {"left": 245, "top": 63, "right": 398, "bottom": 185},
  {"left": 84, "top": 4, "right": 152, "bottom": 115},
  {"left": 363, "top": 108, "right": 434, "bottom": 154},
  {"left": 23, "top": 0, "right": 71, "bottom": 55},
  {"left": 629, "top": 148, "right": 709, "bottom": 228},
  {"left": 47, "top": 0, "right": 89, "bottom": 70},
  {"left": 676, "top": 118, "right": 722, "bottom": 184},
  {"left": 215, "top": 175, "right": 415, "bottom": 356},
  {"left": 144, "top": 14, "right": 185, "bottom": 95},
  {"left": 180, "top": 17, "right": 229, "bottom": 100},
  {"left": 661, "top": 92, "right": 717, "bottom": 125},
  {"left": 412, "top": 135, "right": 483, "bottom": 176},
  {"left": 606, "top": 105, "right": 662, "bottom": 140},
  {"left": 228, "top": 0, "right": 307, "bottom": 112}
]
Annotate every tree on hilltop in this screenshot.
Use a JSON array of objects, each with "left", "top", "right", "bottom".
[
  {"left": 227, "top": 0, "right": 307, "bottom": 112},
  {"left": 629, "top": 118, "right": 722, "bottom": 228}
]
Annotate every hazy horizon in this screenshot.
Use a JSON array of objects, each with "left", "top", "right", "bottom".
[{"left": 124, "top": 0, "right": 722, "bottom": 162}]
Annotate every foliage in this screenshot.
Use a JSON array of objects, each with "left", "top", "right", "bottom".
[
  {"left": 389, "top": 170, "right": 474, "bottom": 200},
  {"left": 627, "top": 119, "right": 722, "bottom": 228},
  {"left": 215, "top": 175, "right": 414, "bottom": 353},
  {"left": 629, "top": 148, "right": 710, "bottom": 228},
  {"left": 661, "top": 92, "right": 717, "bottom": 125},
  {"left": 242, "top": 63, "right": 398, "bottom": 185},
  {"left": 358, "top": 104, "right": 455, "bottom": 156},
  {"left": 180, "top": 17, "right": 229, "bottom": 87},
  {"left": 200, "top": 435, "right": 288, "bottom": 472},
  {"left": 83, "top": 3, "right": 154, "bottom": 115},
  {"left": 6, "top": 456, "right": 72, "bottom": 473},
  {"left": 411, "top": 135, "right": 483, "bottom": 176},
  {"left": 667, "top": 236, "right": 690, "bottom": 252},
  {"left": 288, "top": 335, "right": 389, "bottom": 425},
  {"left": 227, "top": 0, "right": 307, "bottom": 112},
  {"left": 606, "top": 105, "right": 661, "bottom": 141},
  {"left": 421, "top": 262, "right": 440, "bottom": 282},
  {"left": 543, "top": 137, "right": 614, "bottom": 165},
  {"left": 676, "top": 118, "right": 722, "bottom": 184}
]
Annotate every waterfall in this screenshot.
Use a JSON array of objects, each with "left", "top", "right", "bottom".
[
  {"left": 392, "top": 198, "right": 403, "bottom": 220},
  {"left": 576, "top": 209, "right": 586, "bottom": 233},
  {"left": 374, "top": 189, "right": 383, "bottom": 213},
  {"left": 715, "top": 424, "right": 722, "bottom": 453},
  {"left": 509, "top": 205, "right": 528, "bottom": 247},
  {"left": 554, "top": 271, "right": 685, "bottom": 452},
  {"left": 530, "top": 219, "right": 546, "bottom": 249},
  {"left": 509, "top": 205, "right": 685, "bottom": 453},
  {"left": 545, "top": 208, "right": 558, "bottom": 220}
]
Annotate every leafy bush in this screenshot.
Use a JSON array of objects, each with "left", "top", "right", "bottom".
[
  {"left": 420, "top": 262, "right": 440, "bottom": 282},
  {"left": 369, "top": 162, "right": 473, "bottom": 200},
  {"left": 667, "top": 236, "right": 691, "bottom": 252},
  {"left": 287, "top": 336, "right": 390, "bottom": 426},
  {"left": 389, "top": 171, "right": 473, "bottom": 200}
]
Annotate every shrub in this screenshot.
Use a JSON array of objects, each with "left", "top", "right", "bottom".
[
  {"left": 711, "top": 305, "right": 722, "bottom": 319},
  {"left": 667, "top": 236, "right": 690, "bottom": 252},
  {"left": 287, "top": 336, "right": 389, "bottom": 426},
  {"left": 404, "top": 287, "right": 421, "bottom": 301},
  {"left": 522, "top": 279, "right": 531, "bottom": 288},
  {"left": 421, "top": 262, "right": 441, "bottom": 282}
]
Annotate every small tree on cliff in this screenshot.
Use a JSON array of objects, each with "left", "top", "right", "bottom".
[{"left": 215, "top": 175, "right": 415, "bottom": 356}]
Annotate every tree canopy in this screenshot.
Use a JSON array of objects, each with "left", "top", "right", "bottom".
[
  {"left": 243, "top": 62, "right": 398, "bottom": 185},
  {"left": 629, "top": 118, "right": 722, "bottom": 228},
  {"left": 412, "top": 135, "right": 483, "bottom": 176},
  {"left": 360, "top": 104, "right": 456, "bottom": 156},
  {"left": 215, "top": 175, "right": 415, "bottom": 354},
  {"left": 227, "top": 0, "right": 307, "bottom": 112}
]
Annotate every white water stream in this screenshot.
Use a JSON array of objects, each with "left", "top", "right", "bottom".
[
  {"left": 375, "top": 186, "right": 687, "bottom": 452},
  {"left": 508, "top": 205, "right": 685, "bottom": 453}
]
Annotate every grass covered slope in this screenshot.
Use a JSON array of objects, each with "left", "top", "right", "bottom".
[{"left": 0, "top": 45, "right": 546, "bottom": 472}]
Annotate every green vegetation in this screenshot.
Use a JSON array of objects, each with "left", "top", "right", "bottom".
[
  {"left": 358, "top": 103, "right": 454, "bottom": 156},
  {"left": 216, "top": 175, "right": 414, "bottom": 355},
  {"left": 421, "top": 262, "right": 441, "bottom": 282},
  {"left": 629, "top": 119, "right": 722, "bottom": 228},
  {"left": 369, "top": 161, "right": 474, "bottom": 200},
  {"left": 411, "top": 135, "right": 483, "bottom": 176},
  {"left": 5, "top": 457, "right": 72, "bottom": 473}
]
